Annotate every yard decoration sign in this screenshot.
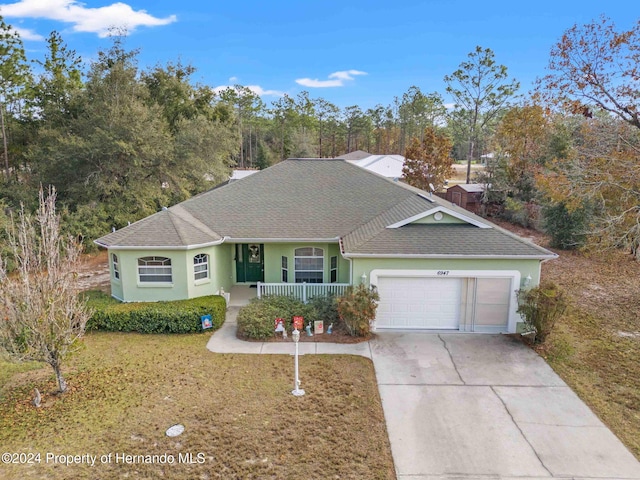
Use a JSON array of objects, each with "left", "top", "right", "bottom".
[
  {"left": 292, "top": 316, "right": 304, "bottom": 330},
  {"left": 274, "top": 318, "right": 285, "bottom": 332},
  {"left": 314, "top": 321, "right": 324, "bottom": 334},
  {"left": 201, "top": 315, "right": 213, "bottom": 330}
]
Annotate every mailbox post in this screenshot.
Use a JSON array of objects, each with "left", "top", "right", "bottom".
[{"left": 291, "top": 328, "right": 305, "bottom": 397}]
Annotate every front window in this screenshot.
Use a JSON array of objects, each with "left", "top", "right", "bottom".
[
  {"left": 282, "top": 256, "right": 288, "bottom": 282},
  {"left": 138, "top": 256, "right": 172, "bottom": 283},
  {"left": 194, "top": 253, "right": 209, "bottom": 281},
  {"left": 112, "top": 253, "right": 120, "bottom": 280},
  {"left": 294, "top": 247, "right": 323, "bottom": 283},
  {"left": 330, "top": 255, "right": 337, "bottom": 283}
]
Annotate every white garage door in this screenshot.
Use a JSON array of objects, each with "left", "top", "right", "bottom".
[{"left": 376, "top": 276, "right": 462, "bottom": 329}]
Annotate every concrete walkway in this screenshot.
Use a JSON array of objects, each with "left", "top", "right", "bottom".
[
  {"left": 207, "top": 308, "right": 640, "bottom": 480},
  {"left": 206, "top": 307, "right": 372, "bottom": 356}
]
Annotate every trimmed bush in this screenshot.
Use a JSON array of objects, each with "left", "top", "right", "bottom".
[
  {"left": 237, "top": 295, "right": 313, "bottom": 340},
  {"left": 517, "top": 281, "right": 568, "bottom": 344},
  {"left": 86, "top": 291, "right": 226, "bottom": 334},
  {"left": 307, "top": 294, "right": 340, "bottom": 326},
  {"left": 236, "top": 302, "right": 281, "bottom": 340},
  {"left": 336, "top": 285, "right": 380, "bottom": 337}
]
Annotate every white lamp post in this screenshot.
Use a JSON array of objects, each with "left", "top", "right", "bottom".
[{"left": 291, "top": 328, "right": 305, "bottom": 397}]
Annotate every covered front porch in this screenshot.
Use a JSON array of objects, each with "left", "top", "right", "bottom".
[
  {"left": 228, "top": 282, "right": 351, "bottom": 307},
  {"left": 257, "top": 281, "right": 350, "bottom": 302}
]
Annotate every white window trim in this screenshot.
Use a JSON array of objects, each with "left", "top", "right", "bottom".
[
  {"left": 194, "top": 253, "right": 209, "bottom": 283},
  {"left": 137, "top": 256, "right": 173, "bottom": 285},
  {"left": 281, "top": 256, "right": 289, "bottom": 283},
  {"left": 112, "top": 253, "right": 120, "bottom": 281},
  {"left": 330, "top": 255, "right": 338, "bottom": 283},
  {"left": 294, "top": 247, "right": 324, "bottom": 284}
]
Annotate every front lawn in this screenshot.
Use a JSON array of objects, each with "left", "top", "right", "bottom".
[
  {"left": 541, "top": 248, "right": 640, "bottom": 460},
  {"left": 0, "top": 333, "right": 395, "bottom": 479}
]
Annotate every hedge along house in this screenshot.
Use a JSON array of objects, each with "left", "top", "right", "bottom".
[{"left": 95, "top": 158, "right": 556, "bottom": 333}]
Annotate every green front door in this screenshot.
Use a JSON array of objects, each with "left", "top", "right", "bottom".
[{"left": 236, "top": 244, "right": 264, "bottom": 283}]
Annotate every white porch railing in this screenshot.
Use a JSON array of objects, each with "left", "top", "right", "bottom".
[{"left": 257, "top": 282, "right": 351, "bottom": 303}]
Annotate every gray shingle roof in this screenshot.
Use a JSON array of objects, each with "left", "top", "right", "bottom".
[
  {"left": 334, "top": 150, "right": 372, "bottom": 161},
  {"left": 95, "top": 158, "right": 555, "bottom": 259},
  {"left": 345, "top": 224, "right": 550, "bottom": 257}
]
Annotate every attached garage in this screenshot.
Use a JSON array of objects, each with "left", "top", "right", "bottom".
[
  {"left": 371, "top": 270, "right": 520, "bottom": 333},
  {"left": 376, "top": 276, "right": 462, "bottom": 329}
]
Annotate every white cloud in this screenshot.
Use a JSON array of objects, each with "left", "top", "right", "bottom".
[
  {"left": 228, "top": 76, "right": 238, "bottom": 83},
  {"left": 213, "top": 84, "right": 283, "bottom": 97},
  {"left": 0, "top": 0, "right": 176, "bottom": 37},
  {"left": 11, "top": 25, "right": 44, "bottom": 40},
  {"left": 296, "top": 69, "right": 367, "bottom": 88}
]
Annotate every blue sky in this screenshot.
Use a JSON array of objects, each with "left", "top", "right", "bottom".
[{"left": 1, "top": 1, "right": 638, "bottom": 110}]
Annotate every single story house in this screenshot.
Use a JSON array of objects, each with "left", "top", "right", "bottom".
[
  {"left": 95, "top": 159, "right": 556, "bottom": 333},
  {"left": 444, "top": 183, "right": 487, "bottom": 214}
]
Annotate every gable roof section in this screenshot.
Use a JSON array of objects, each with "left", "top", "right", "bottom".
[
  {"left": 449, "top": 183, "right": 487, "bottom": 193},
  {"left": 386, "top": 205, "right": 490, "bottom": 229},
  {"left": 341, "top": 193, "right": 554, "bottom": 258},
  {"left": 335, "top": 150, "right": 372, "bottom": 161}
]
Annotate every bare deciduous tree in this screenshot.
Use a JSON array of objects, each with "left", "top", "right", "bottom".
[{"left": 0, "top": 187, "right": 91, "bottom": 392}]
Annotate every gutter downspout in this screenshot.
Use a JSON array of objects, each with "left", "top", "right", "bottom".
[{"left": 339, "top": 237, "right": 353, "bottom": 286}]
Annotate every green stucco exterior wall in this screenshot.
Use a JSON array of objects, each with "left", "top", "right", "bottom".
[
  {"left": 412, "top": 213, "right": 466, "bottom": 224},
  {"left": 352, "top": 257, "right": 542, "bottom": 290},
  {"left": 261, "top": 243, "right": 349, "bottom": 284},
  {"left": 108, "top": 244, "right": 233, "bottom": 302}
]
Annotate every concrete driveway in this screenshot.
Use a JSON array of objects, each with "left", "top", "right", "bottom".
[{"left": 371, "top": 332, "right": 640, "bottom": 480}]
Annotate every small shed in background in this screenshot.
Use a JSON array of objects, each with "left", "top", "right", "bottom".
[{"left": 445, "top": 184, "right": 487, "bottom": 213}]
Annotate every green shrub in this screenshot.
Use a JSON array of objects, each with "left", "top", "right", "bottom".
[
  {"left": 502, "top": 198, "right": 539, "bottom": 229},
  {"left": 86, "top": 293, "right": 226, "bottom": 334},
  {"left": 517, "top": 281, "right": 568, "bottom": 344},
  {"left": 336, "top": 285, "right": 380, "bottom": 337},
  {"left": 307, "top": 294, "right": 340, "bottom": 325},
  {"left": 237, "top": 295, "right": 313, "bottom": 340},
  {"left": 82, "top": 290, "right": 119, "bottom": 308},
  {"left": 542, "top": 201, "right": 589, "bottom": 250},
  {"left": 237, "top": 302, "right": 281, "bottom": 340}
]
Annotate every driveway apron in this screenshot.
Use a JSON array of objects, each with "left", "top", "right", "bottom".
[{"left": 371, "top": 332, "right": 640, "bottom": 480}]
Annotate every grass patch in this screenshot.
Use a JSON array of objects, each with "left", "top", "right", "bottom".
[
  {"left": 0, "top": 332, "right": 395, "bottom": 479},
  {"left": 540, "top": 248, "right": 640, "bottom": 460},
  {"left": 0, "top": 356, "right": 44, "bottom": 396}
]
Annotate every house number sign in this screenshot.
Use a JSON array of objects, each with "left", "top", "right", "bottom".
[{"left": 437, "top": 271, "right": 450, "bottom": 276}]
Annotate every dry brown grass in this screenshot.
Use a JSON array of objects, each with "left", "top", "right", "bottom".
[
  {"left": 492, "top": 219, "right": 640, "bottom": 460},
  {"left": 448, "top": 163, "right": 486, "bottom": 184},
  {"left": 0, "top": 333, "right": 395, "bottom": 479},
  {"left": 541, "top": 248, "right": 640, "bottom": 460}
]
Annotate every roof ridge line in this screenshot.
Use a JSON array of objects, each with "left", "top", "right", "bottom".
[
  {"left": 168, "top": 205, "right": 222, "bottom": 242},
  {"left": 343, "top": 194, "right": 431, "bottom": 251}
]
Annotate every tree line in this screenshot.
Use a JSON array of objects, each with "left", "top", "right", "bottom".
[{"left": 1, "top": 15, "right": 639, "bottom": 260}]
